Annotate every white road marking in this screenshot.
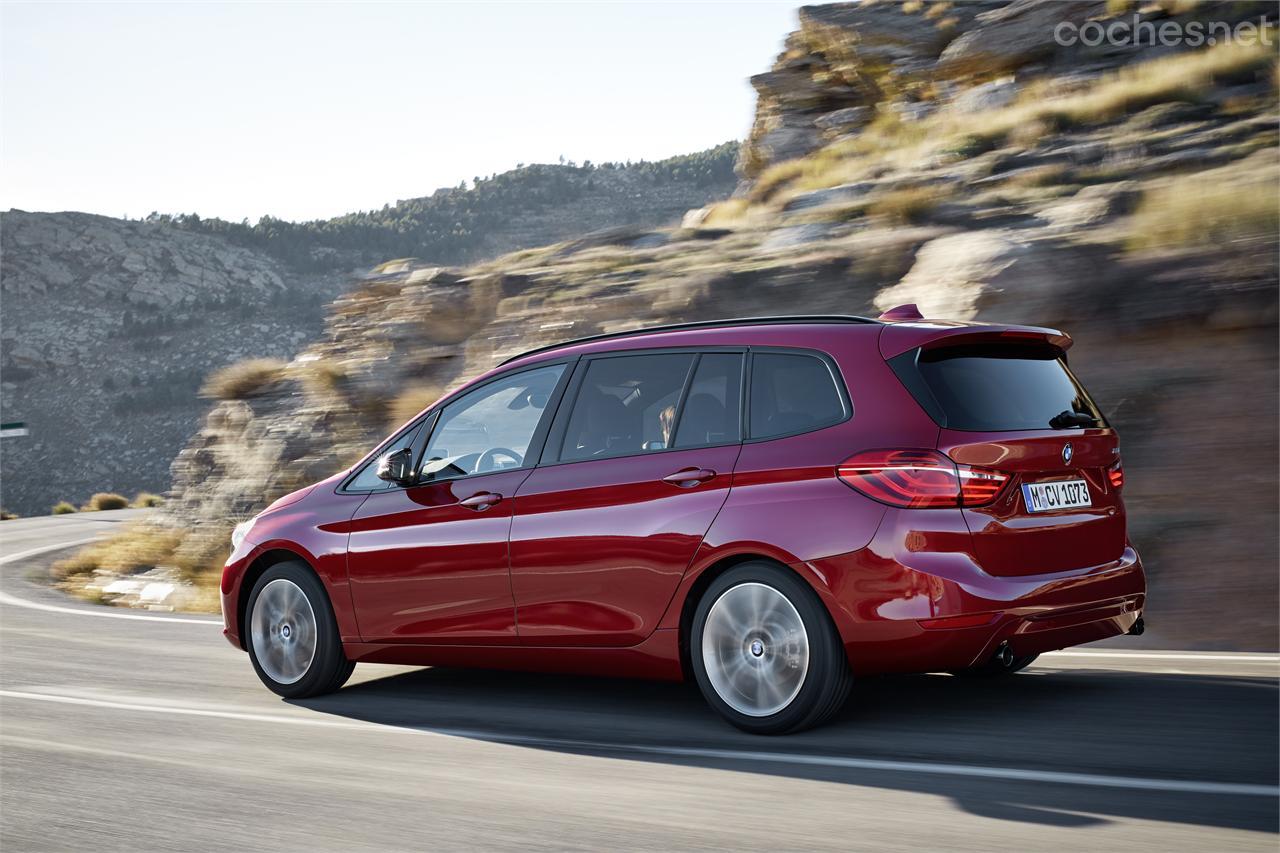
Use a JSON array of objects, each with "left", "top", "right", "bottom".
[
  {"left": 2, "top": 689, "right": 1276, "bottom": 798},
  {"left": 1045, "top": 651, "right": 1278, "bottom": 663},
  {"left": 0, "top": 538, "right": 221, "bottom": 626}
]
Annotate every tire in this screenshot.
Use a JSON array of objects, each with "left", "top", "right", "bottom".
[
  {"left": 245, "top": 561, "right": 354, "bottom": 699},
  {"left": 951, "top": 653, "right": 1039, "bottom": 677},
  {"left": 690, "top": 562, "right": 852, "bottom": 735}
]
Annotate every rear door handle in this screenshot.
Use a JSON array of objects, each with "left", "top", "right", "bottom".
[
  {"left": 460, "top": 492, "right": 503, "bottom": 511},
  {"left": 662, "top": 468, "right": 716, "bottom": 488}
]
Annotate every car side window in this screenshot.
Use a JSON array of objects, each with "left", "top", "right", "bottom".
[
  {"left": 749, "top": 352, "right": 845, "bottom": 440},
  {"left": 674, "top": 353, "right": 743, "bottom": 448},
  {"left": 346, "top": 422, "right": 425, "bottom": 491},
  {"left": 560, "top": 353, "right": 695, "bottom": 462},
  {"left": 418, "top": 364, "right": 565, "bottom": 482}
]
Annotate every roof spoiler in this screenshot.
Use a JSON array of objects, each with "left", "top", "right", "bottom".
[{"left": 878, "top": 322, "right": 1073, "bottom": 360}]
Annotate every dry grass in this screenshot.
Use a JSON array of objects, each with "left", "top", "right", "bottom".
[
  {"left": 756, "top": 36, "right": 1275, "bottom": 205},
  {"left": 200, "top": 358, "right": 287, "bottom": 400},
  {"left": 866, "top": 185, "right": 950, "bottom": 224},
  {"left": 299, "top": 358, "right": 347, "bottom": 397},
  {"left": 132, "top": 492, "right": 164, "bottom": 508},
  {"left": 51, "top": 501, "right": 77, "bottom": 515},
  {"left": 924, "top": 1, "right": 952, "bottom": 21},
  {"left": 387, "top": 384, "right": 442, "bottom": 429},
  {"left": 1128, "top": 169, "right": 1280, "bottom": 251},
  {"left": 53, "top": 520, "right": 233, "bottom": 609},
  {"left": 0, "top": 508, "right": 17, "bottom": 520},
  {"left": 83, "top": 492, "right": 129, "bottom": 511},
  {"left": 701, "top": 198, "right": 751, "bottom": 227},
  {"left": 53, "top": 525, "right": 183, "bottom": 580},
  {"left": 1002, "top": 164, "right": 1075, "bottom": 188},
  {"left": 1154, "top": 0, "right": 1203, "bottom": 14}
]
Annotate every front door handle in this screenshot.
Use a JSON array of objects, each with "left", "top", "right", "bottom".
[
  {"left": 460, "top": 492, "right": 503, "bottom": 511},
  {"left": 662, "top": 468, "right": 716, "bottom": 488}
]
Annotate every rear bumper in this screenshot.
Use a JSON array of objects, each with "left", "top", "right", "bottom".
[{"left": 802, "top": 531, "right": 1146, "bottom": 675}]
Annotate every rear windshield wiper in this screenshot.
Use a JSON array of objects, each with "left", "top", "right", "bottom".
[{"left": 1049, "top": 410, "right": 1099, "bottom": 429}]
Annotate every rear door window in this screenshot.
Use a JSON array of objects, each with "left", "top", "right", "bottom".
[
  {"left": 890, "top": 344, "right": 1107, "bottom": 431},
  {"left": 560, "top": 353, "right": 695, "bottom": 462},
  {"left": 674, "top": 353, "right": 743, "bottom": 448},
  {"left": 748, "top": 352, "right": 847, "bottom": 440}
]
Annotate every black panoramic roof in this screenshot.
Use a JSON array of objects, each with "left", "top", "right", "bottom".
[{"left": 499, "top": 315, "right": 879, "bottom": 366}]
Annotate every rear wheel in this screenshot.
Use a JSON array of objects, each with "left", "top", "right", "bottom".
[
  {"left": 246, "top": 562, "right": 354, "bottom": 698},
  {"left": 691, "top": 562, "right": 851, "bottom": 734}
]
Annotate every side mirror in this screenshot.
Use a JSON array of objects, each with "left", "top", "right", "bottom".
[{"left": 376, "top": 447, "right": 416, "bottom": 486}]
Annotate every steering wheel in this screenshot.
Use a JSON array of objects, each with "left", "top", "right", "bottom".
[{"left": 475, "top": 447, "right": 523, "bottom": 473}]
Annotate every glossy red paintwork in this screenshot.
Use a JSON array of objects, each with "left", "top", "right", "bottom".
[
  {"left": 220, "top": 317, "right": 1146, "bottom": 681},
  {"left": 510, "top": 445, "right": 741, "bottom": 646},
  {"left": 346, "top": 469, "right": 530, "bottom": 644},
  {"left": 941, "top": 428, "right": 1127, "bottom": 576}
]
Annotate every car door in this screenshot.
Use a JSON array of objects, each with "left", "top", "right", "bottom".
[
  {"left": 509, "top": 350, "right": 744, "bottom": 646},
  {"left": 346, "top": 362, "right": 569, "bottom": 644}
]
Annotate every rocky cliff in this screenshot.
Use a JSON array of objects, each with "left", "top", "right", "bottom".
[
  {"left": 1, "top": 149, "right": 739, "bottom": 516},
  {"left": 51, "top": 1, "right": 1279, "bottom": 649}
]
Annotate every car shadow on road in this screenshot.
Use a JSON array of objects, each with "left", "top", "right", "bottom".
[{"left": 293, "top": 664, "right": 1278, "bottom": 834}]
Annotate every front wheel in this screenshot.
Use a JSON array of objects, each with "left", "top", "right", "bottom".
[
  {"left": 690, "top": 562, "right": 851, "bottom": 734},
  {"left": 246, "top": 562, "right": 354, "bottom": 699}
]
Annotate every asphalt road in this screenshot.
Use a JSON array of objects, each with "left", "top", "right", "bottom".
[{"left": 1, "top": 511, "right": 1276, "bottom": 851}]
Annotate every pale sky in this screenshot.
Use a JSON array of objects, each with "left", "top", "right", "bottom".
[{"left": 1, "top": 1, "right": 798, "bottom": 223}]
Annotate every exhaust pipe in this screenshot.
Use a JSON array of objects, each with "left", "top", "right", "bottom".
[
  {"left": 993, "top": 641, "right": 1014, "bottom": 668},
  {"left": 1128, "top": 617, "right": 1145, "bottom": 636}
]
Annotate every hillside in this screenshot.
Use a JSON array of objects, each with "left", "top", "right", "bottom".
[
  {"left": 0, "top": 146, "right": 739, "bottom": 516},
  {"left": 50, "top": 0, "right": 1280, "bottom": 649}
]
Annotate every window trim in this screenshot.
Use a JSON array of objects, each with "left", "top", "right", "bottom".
[
  {"left": 337, "top": 412, "right": 437, "bottom": 495},
  {"left": 743, "top": 347, "right": 853, "bottom": 443},
  {"left": 338, "top": 358, "right": 576, "bottom": 493},
  {"left": 539, "top": 345, "right": 748, "bottom": 467}
]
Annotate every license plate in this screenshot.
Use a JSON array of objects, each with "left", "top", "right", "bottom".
[{"left": 1022, "top": 479, "right": 1092, "bottom": 513}]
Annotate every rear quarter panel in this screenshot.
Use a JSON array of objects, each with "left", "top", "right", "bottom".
[{"left": 659, "top": 326, "right": 941, "bottom": 633}]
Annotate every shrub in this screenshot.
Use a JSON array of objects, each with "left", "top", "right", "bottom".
[
  {"left": 387, "top": 384, "right": 442, "bottom": 429},
  {"left": 200, "top": 358, "right": 286, "bottom": 400},
  {"left": 132, "top": 492, "right": 164, "bottom": 508},
  {"left": 1128, "top": 169, "right": 1280, "bottom": 251},
  {"left": 867, "top": 186, "right": 949, "bottom": 225},
  {"left": 84, "top": 493, "right": 130, "bottom": 511},
  {"left": 51, "top": 501, "right": 77, "bottom": 515},
  {"left": 924, "top": 0, "right": 951, "bottom": 19},
  {"left": 701, "top": 198, "right": 751, "bottom": 227},
  {"left": 52, "top": 525, "right": 183, "bottom": 579},
  {"left": 299, "top": 359, "right": 347, "bottom": 397}
]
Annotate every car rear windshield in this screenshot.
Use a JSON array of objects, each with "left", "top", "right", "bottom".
[{"left": 888, "top": 343, "right": 1107, "bottom": 432}]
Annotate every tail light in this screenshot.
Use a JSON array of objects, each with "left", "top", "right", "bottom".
[
  {"left": 1107, "top": 460, "right": 1124, "bottom": 491},
  {"left": 838, "top": 449, "right": 1009, "bottom": 509}
]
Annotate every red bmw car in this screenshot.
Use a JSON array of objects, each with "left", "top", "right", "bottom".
[{"left": 221, "top": 309, "right": 1146, "bottom": 734}]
